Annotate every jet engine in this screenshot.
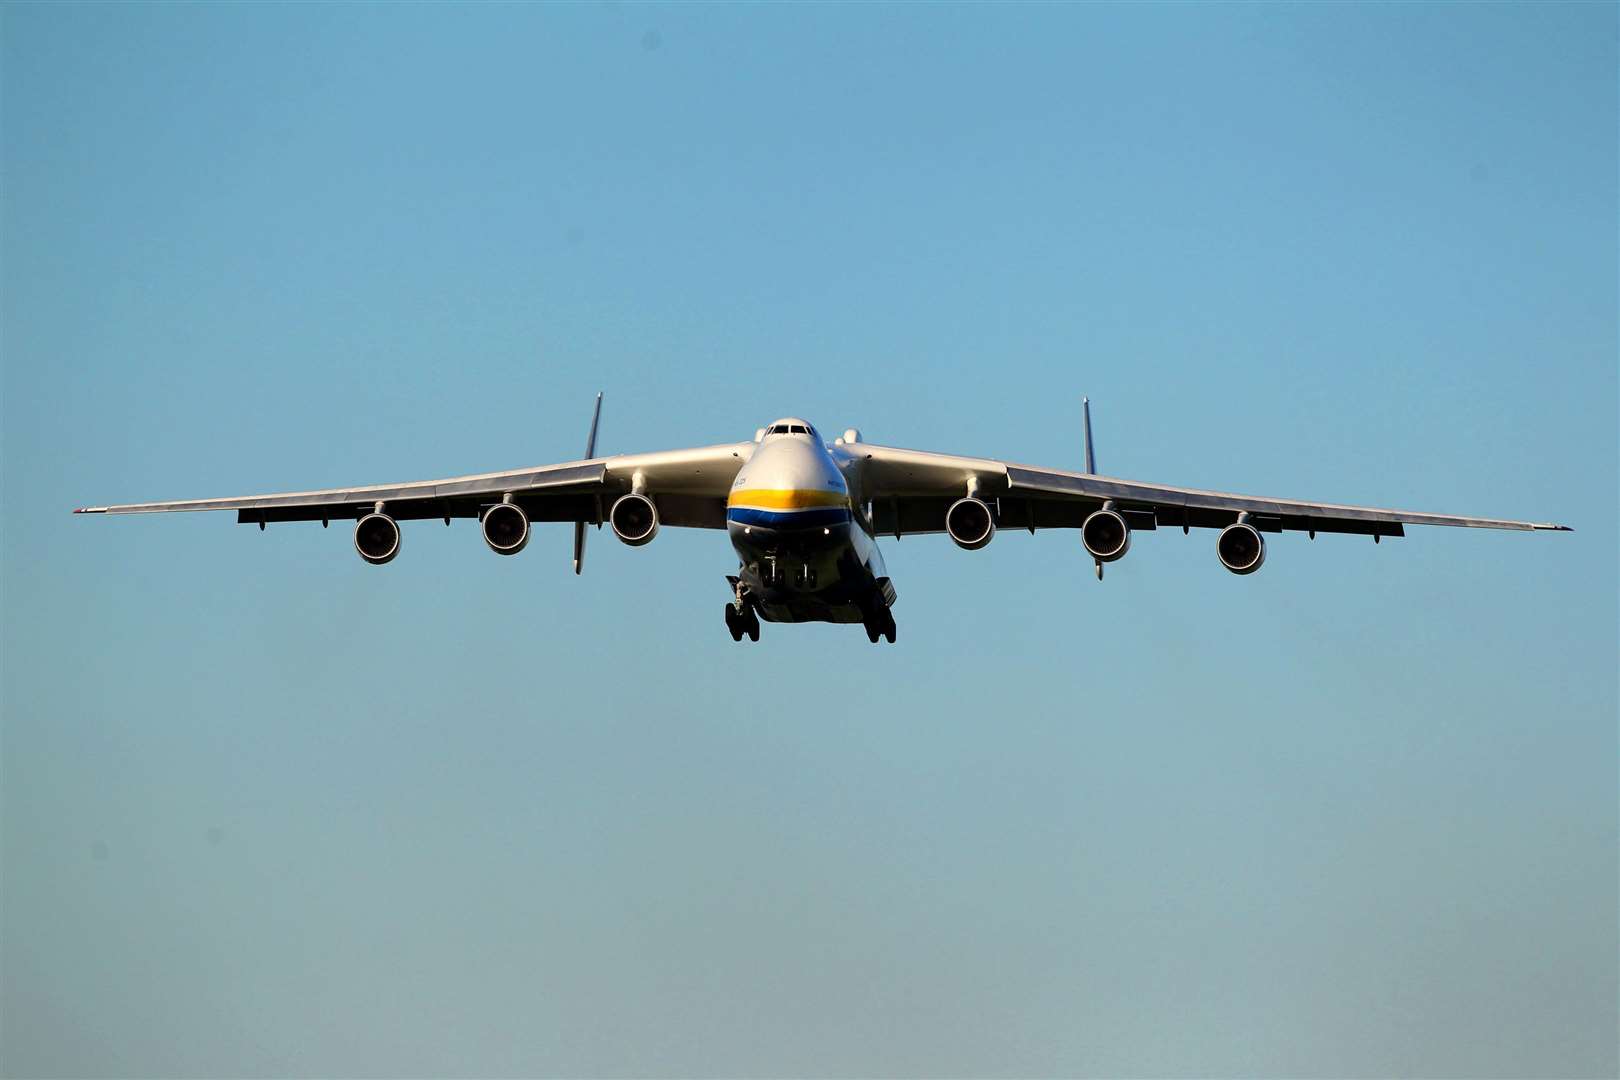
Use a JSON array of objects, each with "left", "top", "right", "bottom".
[
  {"left": 481, "top": 501, "right": 529, "bottom": 555},
  {"left": 1217, "top": 521, "right": 1266, "bottom": 575},
  {"left": 1082, "top": 506, "right": 1131, "bottom": 563},
  {"left": 354, "top": 512, "right": 401, "bottom": 565},
  {"left": 945, "top": 497, "right": 995, "bottom": 550},
  {"left": 610, "top": 493, "right": 659, "bottom": 546}
]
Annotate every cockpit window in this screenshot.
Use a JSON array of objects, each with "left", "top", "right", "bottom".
[{"left": 790, "top": 425, "right": 807, "bottom": 434}]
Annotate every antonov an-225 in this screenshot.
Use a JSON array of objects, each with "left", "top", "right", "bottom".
[{"left": 75, "top": 396, "right": 1569, "bottom": 643}]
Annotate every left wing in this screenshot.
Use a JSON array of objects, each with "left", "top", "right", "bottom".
[
  {"left": 841, "top": 443, "right": 1570, "bottom": 537},
  {"left": 74, "top": 442, "right": 755, "bottom": 530}
]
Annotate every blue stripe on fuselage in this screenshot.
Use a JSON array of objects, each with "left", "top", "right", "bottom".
[{"left": 726, "top": 506, "right": 852, "bottom": 530}]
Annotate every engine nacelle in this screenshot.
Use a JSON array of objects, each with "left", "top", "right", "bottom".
[
  {"left": 1217, "top": 521, "right": 1266, "bottom": 575},
  {"left": 1082, "top": 507, "right": 1131, "bottom": 562},
  {"left": 481, "top": 501, "right": 529, "bottom": 555},
  {"left": 610, "top": 493, "right": 659, "bottom": 546},
  {"left": 945, "top": 497, "right": 995, "bottom": 550},
  {"left": 354, "top": 512, "right": 400, "bottom": 565}
]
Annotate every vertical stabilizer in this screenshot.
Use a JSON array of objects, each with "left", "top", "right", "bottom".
[
  {"left": 1082, "top": 396, "right": 1096, "bottom": 474},
  {"left": 583, "top": 391, "right": 603, "bottom": 459},
  {"left": 573, "top": 392, "right": 603, "bottom": 574}
]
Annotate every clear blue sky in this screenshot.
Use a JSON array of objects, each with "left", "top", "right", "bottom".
[{"left": 3, "top": 3, "right": 1614, "bottom": 1076}]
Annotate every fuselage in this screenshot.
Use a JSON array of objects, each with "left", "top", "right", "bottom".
[{"left": 726, "top": 419, "right": 890, "bottom": 624}]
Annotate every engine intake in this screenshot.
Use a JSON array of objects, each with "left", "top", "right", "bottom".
[
  {"left": 482, "top": 501, "right": 529, "bottom": 555},
  {"left": 1217, "top": 521, "right": 1266, "bottom": 575},
  {"left": 946, "top": 497, "right": 995, "bottom": 550},
  {"left": 610, "top": 493, "right": 659, "bottom": 546},
  {"left": 354, "top": 512, "right": 400, "bottom": 565},
  {"left": 1082, "top": 507, "right": 1131, "bottom": 562}
]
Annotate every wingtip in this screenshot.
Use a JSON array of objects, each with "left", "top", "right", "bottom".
[{"left": 72, "top": 507, "right": 104, "bottom": 515}]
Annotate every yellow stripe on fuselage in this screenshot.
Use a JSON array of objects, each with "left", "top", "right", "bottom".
[{"left": 727, "top": 488, "right": 849, "bottom": 510}]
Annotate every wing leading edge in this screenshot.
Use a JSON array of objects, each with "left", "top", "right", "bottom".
[
  {"left": 74, "top": 433, "right": 1570, "bottom": 536},
  {"left": 74, "top": 442, "right": 756, "bottom": 530},
  {"left": 844, "top": 444, "right": 1570, "bottom": 537}
]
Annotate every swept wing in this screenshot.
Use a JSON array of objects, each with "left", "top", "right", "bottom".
[
  {"left": 75, "top": 443, "right": 754, "bottom": 531},
  {"left": 845, "top": 443, "right": 1569, "bottom": 537}
]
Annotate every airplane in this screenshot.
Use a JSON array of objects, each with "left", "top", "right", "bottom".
[{"left": 74, "top": 395, "right": 1569, "bottom": 643}]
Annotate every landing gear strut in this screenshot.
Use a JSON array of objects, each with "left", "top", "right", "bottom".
[{"left": 724, "top": 588, "right": 761, "bottom": 642}]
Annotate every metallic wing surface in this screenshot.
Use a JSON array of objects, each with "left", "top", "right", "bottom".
[
  {"left": 74, "top": 400, "right": 1570, "bottom": 642},
  {"left": 75, "top": 443, "right": 754, "bottom": 530},
  {"left": 843, "top": 443, "right": 1568, "bottom": 538}
]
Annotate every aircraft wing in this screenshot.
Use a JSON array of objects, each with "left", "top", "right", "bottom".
[
  {"left": 73, "top": 442, "right": 756, "bottom": 531},
  {"left": 845, "top": 443, "right": 1571, "bottom": 537}
]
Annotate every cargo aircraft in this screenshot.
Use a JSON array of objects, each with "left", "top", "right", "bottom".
[{"left": 75, "top": 396, "right": 1569, "bottom": 643}]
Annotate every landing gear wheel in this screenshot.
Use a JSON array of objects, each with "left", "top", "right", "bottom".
[
  {"left": 724, "top": 604, "right": 743, "bottom": 642},
  {"left": 864, "top": 608, "right": 897, "bottom": 644}
]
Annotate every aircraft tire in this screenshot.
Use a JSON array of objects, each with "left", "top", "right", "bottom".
[{"left": 724, "top": 604, "right": 743, "bottom": 642}]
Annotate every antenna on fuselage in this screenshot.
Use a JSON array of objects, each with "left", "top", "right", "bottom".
[{"left": 1082, "top": 396, "right": 1096, "bottom": 474}]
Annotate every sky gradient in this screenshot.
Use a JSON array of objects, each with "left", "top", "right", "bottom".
[{"left": 3, "top": 3, "right": 1616, "bottom": 1077}]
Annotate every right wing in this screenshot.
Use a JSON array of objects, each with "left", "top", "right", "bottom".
[
  {"left": 843, "top": 443, "right": 1570, "bottom": 537},
  {"left": 74, "top": 442, "right": 757, "bottom": 531}
]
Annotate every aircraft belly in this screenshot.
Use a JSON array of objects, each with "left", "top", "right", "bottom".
[{"left": 727, "top": 521, "right": 882, "bottom": 624}]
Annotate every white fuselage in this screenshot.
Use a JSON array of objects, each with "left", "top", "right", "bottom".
[{"left": 725, "top": 422, "right": 890, "bottom": 624}]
